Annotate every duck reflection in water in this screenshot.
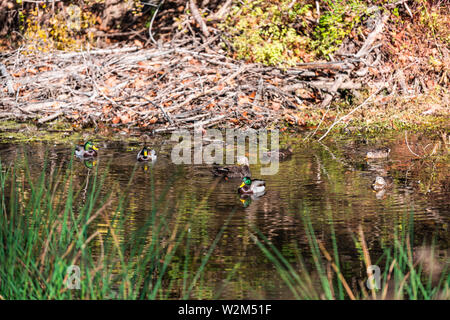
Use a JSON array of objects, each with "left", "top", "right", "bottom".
[
  {"left": 83, "top": 159, "right": 98, "bottom": 169},
  {"left": 372, "top": 176, "right": 394, "bottom": 199},
  {"left": 139, "top": 161, "right": 156, "bottom": 172},
  {"left": 239, "top": 191, "right": 266, "bottom": 208}
]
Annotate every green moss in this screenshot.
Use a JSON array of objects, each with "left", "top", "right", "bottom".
[
  {"left": 311, "top": 0, "right": 367, "bottom": 58},
  {"left": 0, "top": 120, "right": 80, "bottom": 144},
  {"left": 0, "top": 120, "right": 148, "bottom": 145}
]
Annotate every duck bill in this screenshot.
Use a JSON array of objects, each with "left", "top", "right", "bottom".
[
  {"left": 92, "top": 145, "right": 99, "bottom": 151},
  {"left": 239, "top": 182, "right": 245, "bottom": 188}
]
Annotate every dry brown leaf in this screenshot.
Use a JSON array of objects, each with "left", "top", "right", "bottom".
[
  {"left": 188, "top": 58, "right": 201, "bottom": 66},
  {"left": 112, "top": 116, "right": 121, "bottom": 124},
  {"left": 270, "top": 102, "right": 281, "bottom": 111},
  {"left": 120, "top": 114, "right": 131, "bottom": 124},
  {"left": 238, "top": 95, "right": 252, "bottom": 105},
  {"left": 105, "top": 76, "right": 118, "bottom": 87},
  {"left": 12, "top": 70, "right": 25, "bottom": 77},
  {"left": 133, "top": 78, "right": 146, "bottom": 89},
  {"left": 38, "top": 66, "right": 51, "bottom": 72}
]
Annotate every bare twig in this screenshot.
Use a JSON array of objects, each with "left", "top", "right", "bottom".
[
  {"left": 57, "top": 46, "right": 139, "bottom": 59},
  {"left": 148, "top": 0, "right": 165, "bottom": 46},
  {"left": 318, "top": 87, "right": 385, "bottom": 141},
  {"left": 209, "top": 0, "right": 232, "bottom": 20},
  {"left": 405, "top": 131, "right": 422, "bottom": 158},
  {"left": 189, "top": 0, "right": 210, "bottom": 37}
]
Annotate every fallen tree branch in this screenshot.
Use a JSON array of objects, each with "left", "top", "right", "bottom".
[
  {"left": 405, "top": 131, "right": 422, "bottom": 158},
  {"left": 154, "top": 114, "right": 226, "bottom": 133},
  {"left": 189, "top": 0, "right": 210, "bottom": 38},
  {"left": 356, "top": 13, "right": 389, "bottom": 58},
  {"left": 38, "top": 111, "right": 63, "bottom": 124},
  {"left": 319, "top": 75, "right": 346, "bottom": 109},
  {"left": 57, "top": 46, "right": 140, "bottom": 59},
  {"left": 148, "top": 0, "right": 165, "bottom": 46},
  {"left": 318, "top": 86, "right": 385, "bottom": 141},
  {"left": 0, "top": 62, "right": 15, "bottom": 95},
  {"left": 283, "top": 80, "right": 361, "bottom": 93},
  {"left": 209, "top": 0, "right": 233, "bottom": 20}
]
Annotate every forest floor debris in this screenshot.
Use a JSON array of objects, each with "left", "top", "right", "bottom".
[{"left": 0, "top": 2, "right": 449, "bottom": 139}]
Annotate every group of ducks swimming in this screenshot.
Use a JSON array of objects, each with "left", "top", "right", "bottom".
[
  {"left": 75, "top": 141, "right": 157, "bottom": 162},
  {"left": 75, "top": 140, "right": 392, "bottom": 200},
  {"left": 210, "top": 146, "right": 294, "bottom": 196},
  {"left": 75, "top": 141, "right": 295, "bottom": 197}
]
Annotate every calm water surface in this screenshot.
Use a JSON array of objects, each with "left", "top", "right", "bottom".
[{"left": 0, "top": 131, "right": 448, "bottom": 299}]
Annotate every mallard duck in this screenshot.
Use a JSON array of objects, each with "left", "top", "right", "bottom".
[
  {"left": 212, "top": 156, "right": 251, "bottom": 178},
  {"left": 238, "top": 176, "right": 265, "bottom": 195},
  {"left": 75, "top": 141, "right": 98, "bottom": 159},
  {"left": 366, "top": 147, "right": 391, "bottom": 159},
  {"left": 263, "top": 146, "right": 293, "bottom": 160},
  {"left": 137, "top": 146, "right": 157, "bottom": 162},
  {"left": 372, "top": 176, "right": 394, "bottom": 191}
]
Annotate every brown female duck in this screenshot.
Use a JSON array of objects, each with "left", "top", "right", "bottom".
[
  {"left": 366, "top": 147, "right": 391, "bottom": 159},
  {"left": 263, "top": 146, "right": 293, "bottom": 160},
  {"left": 212, "top": 156, "right": 251, "bottom": 179}
]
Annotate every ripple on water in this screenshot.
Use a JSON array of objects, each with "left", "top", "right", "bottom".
[{"left": 1, "top": 131, "right": 448, "bottom": 299}]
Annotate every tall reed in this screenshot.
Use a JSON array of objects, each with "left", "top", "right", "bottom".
[
  {"left": 0, "top": 156, "right": 227, "bottom": 299},
  {"left": 253, "top": 207, "right": 449, "bottom": 300}
]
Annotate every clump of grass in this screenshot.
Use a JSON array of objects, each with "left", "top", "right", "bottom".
[
  {"left": 0, "top": 155, "right": 226, "bottom": 299},
  {"left": 253, "top": 208, "right": 449, "bottom": 300}
]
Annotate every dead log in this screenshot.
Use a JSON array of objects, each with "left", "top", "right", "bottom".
[
  {"left": 38, "top": 111, "right": 64, "bottom": 124},
  {"left": 319, "top": 75, "right": 347, "bottom": 109},
  {"left": 283, "top": 80, "right": 361, "bottom": 93}
]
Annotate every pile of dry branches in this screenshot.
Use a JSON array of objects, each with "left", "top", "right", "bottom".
[{"left": 0, "top": 11, "right": 419, "bottom": 132}]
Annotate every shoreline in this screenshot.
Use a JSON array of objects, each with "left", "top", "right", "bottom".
[{"left": 0, "top": 113, "right": 448, "bottom": 145}]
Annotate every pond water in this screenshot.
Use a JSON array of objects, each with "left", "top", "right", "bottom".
[{"left": 0, "top": 130, "right": 448, "bottom": 299}]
